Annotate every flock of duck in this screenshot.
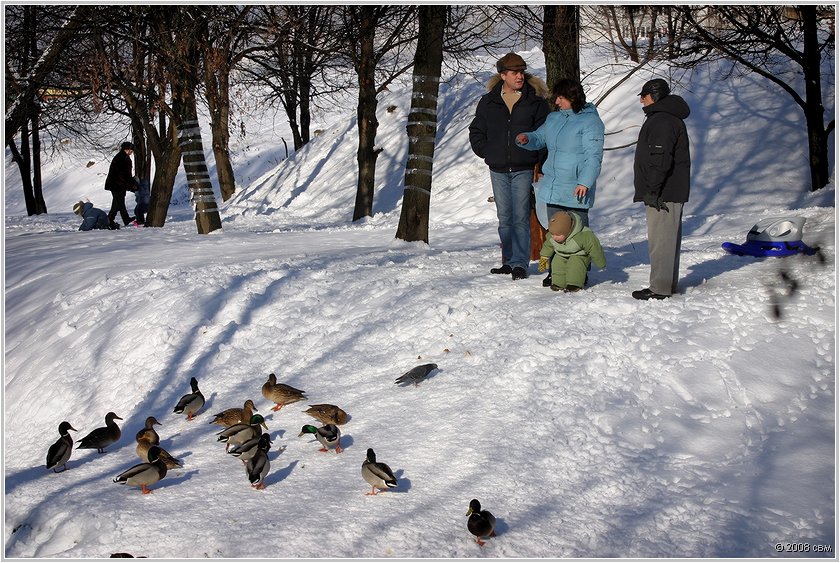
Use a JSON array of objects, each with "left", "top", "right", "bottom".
[{"left": 44, "top": 364, "right": 498, "bottom": 546}]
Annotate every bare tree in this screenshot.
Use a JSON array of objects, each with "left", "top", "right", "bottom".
[
  {"left": 679, "top": 5, "right": 834, "bottom": 191},
  {"left": 5, "top": 5, "right": 93, "bottom": 215},
  {"left": 336, "top": 6, "right": 418, "bottom": 222},
  {"left": 396, "top": 5, "right": 447, "bottom": 243}
]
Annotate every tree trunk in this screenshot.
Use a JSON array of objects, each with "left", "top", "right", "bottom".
[
  {"left": 146, "top": 120, "right": 182, "bottom": 228},
  {"left": 175, "top": 87, "right": 222, "bottom": 234},
  {"left": 396, "top": 5, "right": 446, "bottom": 243},
  {"left": 352, "top": 8, "right": 380, "bottom": 222},
  {"left": 543, "top": 5, "right": 580, "bottom": 90},
  {"left": 205, "top": 51, "right": 237, "bottom": 201},
  {"left": 30, "top": 107, "right": 47, "bottom": 214},
  {"left": 8, "top": 137, "right": 36, "bottom": 215},
  {"left": 801, "top": 5, "right": 829, "bottom": 191}
]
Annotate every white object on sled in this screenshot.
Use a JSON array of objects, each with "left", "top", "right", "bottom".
[{"left": 747, "top": 216, "right": 807, "bottom": 242}]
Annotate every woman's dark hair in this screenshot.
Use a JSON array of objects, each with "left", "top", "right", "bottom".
[{"left": 552, "top": 79, "right": 586, "bottom": 113}]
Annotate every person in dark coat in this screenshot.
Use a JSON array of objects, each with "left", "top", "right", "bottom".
[
  {"left": 73, "top": 200, "right": 111, "bottom": 231},
  {"left": 631, "top": 78, "right": 691, "bottom": 300},
  {"left": 105, "top": 141, "right": 137, "bottom": 227},
  {"left": 469, "top": 52, "right": 550, "bottom": 281}
]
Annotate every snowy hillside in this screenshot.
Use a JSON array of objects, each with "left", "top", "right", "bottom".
[{"left": 3, "top": 46, "right": 836, "bottom": 559}]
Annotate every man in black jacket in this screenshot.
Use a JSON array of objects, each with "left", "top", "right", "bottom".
[
  {"left": 469, "top": 53, "right": 550, "bottom": 281},
  {"left": 105, "top": 141, "right": 136, "bottom": 227},
  {"left": 632, "top": 78, "right": 691, "bottom": 300}
]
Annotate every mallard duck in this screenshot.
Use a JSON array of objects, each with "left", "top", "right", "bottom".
[
  {"left": 113, "top": 445, "right": 168, "bottom": 494},
  {"left": 217, "top": 414, "right": 267, "bottom": 452},
  {"left": 261, "top": 373, "right": 306, "bottom": 411},
  {"left": 228, "top": 432, "right": 272, "bottom": 464},
  {"left": 466, "top": 499, "right": 496, "bottom": 546},
  {"left": 135, "top": 424, "right": 183, "bottom": 470},
  {"left": 135, "top": 439, "right": 183, "bottom": 470},
  {"left": 173, "top": 377, "right": 205, "bottom": 420},
  {"left": 361, "top": 448, "right": 397, "bottom": 495},
  {"left": 246, "top": 433, "right": 272, "bottom": 489},
  {"left": 135, "top": 416, "right": 161, "bottom": 445},
  {"left": 76, "top": 412, "right": 122, "bottom": 453},
  {"left": 394, "top": 363, "right": 438, "bottom": 387},
  {"left": 208, "top": 399, "right": 258, "bottom": 427},
  {"left": 303, "top": 404, "right": 349, "bottom": 426},
  {"left": 46, "top": 421, "right": 77, "bottom": 473},
  {"left": 298, "top": 424, "right": 342, "bottom": 453}
]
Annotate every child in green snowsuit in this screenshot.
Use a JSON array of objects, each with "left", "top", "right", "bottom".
[{"left": 539, "top": 211, "right": 606, "bottom": 292}]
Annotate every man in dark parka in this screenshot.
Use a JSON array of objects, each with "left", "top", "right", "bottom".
[
  {"left": 105, "top": 141, "right": 136, "bottom": 227},
  {"left": 469, "top": 52, "right": 550, "bottom": 281},
  {"left": 632, "top": 78, "right": 691, "bottom": 300}
]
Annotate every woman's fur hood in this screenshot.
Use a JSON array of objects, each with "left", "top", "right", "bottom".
[{"left": 486, "top": 73, "right": 550, "bottom": 99}]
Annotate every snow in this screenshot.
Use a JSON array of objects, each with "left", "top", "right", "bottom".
[{"left": 3, "top": 45, "right": 836, "bottom": 559}]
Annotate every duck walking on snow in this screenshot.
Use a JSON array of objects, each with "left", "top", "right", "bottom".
[
  {"left": 303, "top": 403, "right": 349, "bottom": 426},
  {"left": 76, "top": 412, "right": 122, "bottom": 453},
  {"left": 246, "top": 433, "right": 272, "bottom": 489},
  {"left": 209, "top": 399, "right": 258, "bottom": 427},
  {"left": 466, "top": 499, "right": 496, "bottom": 546},
  {"left": 261, "top": 373, "right": 306, "bottom": 412},
  {"left": 395, "top": 363, "right": 438, "bottom": 387},
  {"left": 173, "top": 377, "right": 205, "bottom": 421},
  {"left": 217, "top": 414, "right": 267, "bottom": 452},
  {"left": 113, "top": 445, "right": 168, "bottom": 494},
  {"left": 228, "top": 432, "right": 272, "bottom": 464},
  {"left": 361, "top": 448, "right": 397, "bottom": 495},
  {"left": 298, "top": 424, "right": 342, "bottom": 453},
  {"left": 46, "top": 421, "right": 77, "bottom": 473}
]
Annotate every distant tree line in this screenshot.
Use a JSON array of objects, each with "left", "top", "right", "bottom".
[{"left": 4, "top": 5, "right": 834, "bottom": 238}]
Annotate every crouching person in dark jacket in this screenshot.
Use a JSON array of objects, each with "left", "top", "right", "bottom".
[{"left": 73, "top": 200, "right": 112, "bottom": 231}]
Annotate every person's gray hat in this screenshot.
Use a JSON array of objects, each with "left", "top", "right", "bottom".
[
  {"left": 496, "top": 52, "right": 527, "bottom": 73},
  {"left": 638, "top": 78, "right": 670, "bottom": 101}
]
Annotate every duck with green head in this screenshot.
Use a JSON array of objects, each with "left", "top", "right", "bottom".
[
  {"left": 466, "top": 499, "right": 496, "bottom": 546},
  {"left": 173, "top": 377, "right": 205, "bottom": 421},
  {"left": 113, "top": 445, "right": 168, "bottom": 494},
  {"left": 298, "top": 424, "right": 342, "bottom": 453},
  {"left": 361, "top": 448, "right": 397, "bottom": 495},
  {"left": 217, "top": 414, "right": 267, "bottom": 452},
  {"left": 246, "top": 433, "right": 272, "bottom": 489}
]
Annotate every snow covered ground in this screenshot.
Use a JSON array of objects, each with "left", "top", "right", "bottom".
[{"left": 3, "top": 46, "right": 836, "bottom": 559}]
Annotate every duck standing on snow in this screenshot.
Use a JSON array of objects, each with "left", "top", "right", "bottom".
[
  {"left": 113, "top": 445, "right": 168, "bottom": 494},
  {"left": 298, "top": 424, "right": 342, "bottom": 453},
  {"left": 228, "top": 432, "right": 272, "bottom": 464},
  {"left": 361, "top": 448, "right": 397, "bottom": 495},
  {"left": 303, "top": 404, "right": 349, "bottom": 426},
  {"left": 134, "top": 418, "right": 183, "bottom": 469},
  {"left": 246, "top": 433, "right": 272, "bottom": 489},
  {"left": 46, "top": 421, "right": 77, "bottom": 472},
  {"left": 173, "top": 376, "right": 205, "bottom": 420},
  {"left": 261, "top": 373, "right": 306, "bottom": 412},
  {"left": 76, "top": 412, "right": 123, "bottom": 453},
  {"left": 208, "top": 399, "right": 258, "bottom": 427},
  {"left": 135, "top": 416, "right": 161, "bottom": 445},
  {"left": 466, "top": 499, "right": 496, "bottom": 546},
  {"left": 217, "top": 414, "right": 267, "bottom": 452},
  {"left": 394, "top": 363, "right": 438, "bottom": 387}
]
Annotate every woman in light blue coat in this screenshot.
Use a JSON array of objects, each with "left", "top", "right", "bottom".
[{"left": 516, "top": 79, "right": 604, "bottom": 229}]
